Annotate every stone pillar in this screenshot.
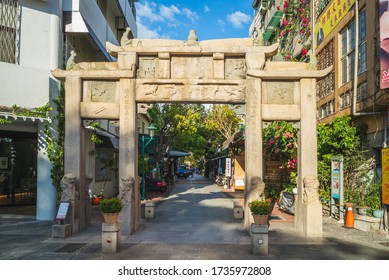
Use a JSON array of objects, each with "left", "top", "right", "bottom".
[
  {"left": 297, "top": 78, "right": 321, "bottom": 237},
  {"left": 64, "top": 77, "right": 86, "bottom": 233},
  {"left": 119, "top": 78, "right": 139, "bottom": 235},
  {"left": 244, "top": 77, "right": 263, "bottom": 229},
  {"left": 145, "top": 202, "right": 156, "bottom": 219}
]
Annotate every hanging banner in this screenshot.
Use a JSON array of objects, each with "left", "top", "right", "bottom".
[
  {"left": 331, "top": 156, "right": 343, "bottom": 199},
  {"left": 315, "top": 0, "right": 356, "bottom": 46},
  {"left": 380, "top": 0, "right": 389, "bottom": 89},
  {"left": 382, "top": 148, "right": 389, "bottom": 204}
]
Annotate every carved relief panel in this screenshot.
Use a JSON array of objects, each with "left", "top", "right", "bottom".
[
  {"left": 262, "top": 81, "right": 299, "bottom": 105},
  {"left": 171, "top": 56, "right": 213, "bottom": 79},
  {"left": 225, "top": 58, "right": 246, "bottom": 79},
  {"left": 137, "top": 57, "right": 158, "bottom": 78},
  {"left": 83, "top": 81, "right": 118, "bottom": 103},
  {"left": 136, "top": 83, "right": 245, "bottom": 103}
]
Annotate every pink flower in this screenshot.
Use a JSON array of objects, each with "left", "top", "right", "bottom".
[
  {"left": 277, "top": 5, "right": 280, "bottom": 10},
  {"left": 285, "top": 55, "right": 291, "bottom": 60},
  {"left": 269, "top": 138, "right": 275, "bottom": 146}
]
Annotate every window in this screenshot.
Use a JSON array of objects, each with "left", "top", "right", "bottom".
[
  {"left": 318, "top": 99, "right": 335, "bottom": 119},
  {"left": 340, "top": 9, "right": 367, "bottom": 85},
  {"left": 317, "top": 40, "right": 335, "bottom": 98},
  {"left": 0, "top": 0, "right": 19, "bottom": 64},
  {"left": 339, "top": 91, "right": 351, "bottom": 110},
  {"left": 357, "top": 82, "right": 368, "bottom": 102}
]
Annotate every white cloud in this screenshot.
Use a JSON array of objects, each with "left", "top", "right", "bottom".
[
  {"left": 160, "top": 5, "right": 181, "bottom": 21},
  {"left": 217, "top": 19, "right": 225, "bottom": 32},
  {"left": 227, "top": 11, "right": 251, "bottom": 28},
  {"left": 137, "top": 22, "right": 161, "bottom": 39},
  {"left": 204, "top": 6, "right": 210, "bottom": 13},
  {"left": 136, "top": 1, "right": 163, "bottom": 22},
  {"left": 183, "top": 8, "right": 199, "bottom": 22}
]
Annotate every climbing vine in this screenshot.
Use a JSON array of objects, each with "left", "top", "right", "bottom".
[{"left": 43, "top": 82, "right": 65, "bottom": 197}]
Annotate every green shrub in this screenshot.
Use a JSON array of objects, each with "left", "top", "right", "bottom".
[
  {"left": 99, "top": 197, "right": 123, "bottom": 213},
  {"left": 248, "top": 200, "right": 271, "bottom": 215}
]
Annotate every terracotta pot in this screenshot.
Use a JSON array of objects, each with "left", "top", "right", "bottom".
[
  {"left": 102, "top": 212, "right": 120, "bottom": 223},
  {"left": 252, "top": 214, "right": 269, "bottom": 225},
  {"left": 92, "top": 197, "right": 101, "bottom": 205}
]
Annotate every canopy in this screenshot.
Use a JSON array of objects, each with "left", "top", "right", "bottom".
[{"left": 168, "top": 150, "right": 190, "bottom": 158}]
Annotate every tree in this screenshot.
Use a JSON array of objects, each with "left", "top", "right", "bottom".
[
  {"left": 317, "top": 115, "right": 375, "bottom": 205},
  {"left": 204, "top": 105, "right": 242, "bottom": 141}
]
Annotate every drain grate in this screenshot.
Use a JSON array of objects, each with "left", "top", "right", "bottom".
[{"left": 54, "top": 243, "right": 87, "bottom": 253}]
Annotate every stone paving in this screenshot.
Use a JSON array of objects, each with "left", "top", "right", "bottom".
[{"left": 1, "top": 174, "right": 389, "bottom": 260}]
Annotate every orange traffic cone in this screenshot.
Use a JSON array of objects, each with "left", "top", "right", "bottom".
[{"left": 344, "top": 203, "right": 354, "bottom": 228}]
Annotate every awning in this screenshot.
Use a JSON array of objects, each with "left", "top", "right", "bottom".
[
  {"left": 0, "top": 111, "right": 51, "bottom": 123},
  {"left": 168, "top": 150, "right": 190, "bottom": 158},
  {"left": 264, "top": 10, "right": 283, "bottom": 42},
  {"left": 85, "top": 125, "right": 119, "bottom": 149}
]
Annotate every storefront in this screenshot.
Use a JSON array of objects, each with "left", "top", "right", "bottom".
[{"left": 0, "top": 130, "right": 37, "bottom": 206}]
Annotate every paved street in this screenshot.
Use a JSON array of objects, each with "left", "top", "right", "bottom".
[{"left": 1, "top": 174, "right": 389, "bottom": 260}]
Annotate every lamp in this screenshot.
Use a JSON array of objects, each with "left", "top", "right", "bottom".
[{"left": 141, "top": 123, "right": 156, "bottom": 200}]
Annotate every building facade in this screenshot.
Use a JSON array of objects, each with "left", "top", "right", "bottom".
[{"left": 0, "top": 0, "right": 138, "bottom": 220}]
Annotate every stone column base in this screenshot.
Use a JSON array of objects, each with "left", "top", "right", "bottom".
[
  {"left": 145, "top": 202, "right": 156, "bottom": 219},
  {"left": 102, "top": 223, "right": 121, "bottom": 253},
  {"left": 302, "top": 202, "right": 322, "bottom": 237},
  {"left": 52, "top": 224, "right": 72, "bottom": 238},
  {"left": 250, "top": 223, "right": 269, "bottom": 255}
]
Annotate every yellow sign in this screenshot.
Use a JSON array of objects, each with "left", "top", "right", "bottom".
[
  {"left": 382, "top": 148, "right": 389, "bottom": 204},
  {"left": 315, "top": 0, "right": 356, "bottom": 45}
]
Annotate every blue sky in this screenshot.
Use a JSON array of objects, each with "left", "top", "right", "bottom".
[{"left": 134, "top": 1, "right": 254, "bottom": 40}]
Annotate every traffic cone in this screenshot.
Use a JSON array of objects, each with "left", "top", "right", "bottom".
[{"left": 344, "top": 203, "right": 354, "bottom": 228}]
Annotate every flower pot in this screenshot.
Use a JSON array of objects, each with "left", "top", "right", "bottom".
[
  {"left": 102, "top": 212, "right": 120, "bottom": 223},
  {"left": 357, "top": 207, "right": 370, "bottom": 216},
  {"left": 252, "top": 214, "right": 269, "bottom": 225},
  {"left": 373, "top": 209, "right": 384, "bottom": 218}
]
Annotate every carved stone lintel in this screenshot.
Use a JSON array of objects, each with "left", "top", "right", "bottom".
[{"left": 136, "top": 84, "right": 245, "bottom": 103}]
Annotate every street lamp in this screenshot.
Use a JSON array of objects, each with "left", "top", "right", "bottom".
[{"left": 141, "top": 123, "right": 156, "bottom": 200}]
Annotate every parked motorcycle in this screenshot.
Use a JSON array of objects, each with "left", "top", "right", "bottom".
[
  {"left": 145, "top": 177, "right": 168, "bottom": 193},
  {"left": 278, "top": 191, "right": 295, "bottom": 215}
]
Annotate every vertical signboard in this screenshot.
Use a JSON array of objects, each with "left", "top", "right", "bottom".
[
  {"left": 331, "top": 156, "right": 343, "bottom": 199},
  {"left": 382, "top": 148, "right": 389, "bottom": 204},
  {"left": 225, "top": 158, "right": 232, "bottom": 177},
  {"left": 380, "top": 0, "right": 389, "bottom": 89}
]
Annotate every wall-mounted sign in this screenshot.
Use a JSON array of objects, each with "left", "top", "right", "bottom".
[
  {"left": 315, "top": 0, "right": 356, "bottom": 46},
  {"left": 382, "top": 148, "right": 389, "bottom": 204}
]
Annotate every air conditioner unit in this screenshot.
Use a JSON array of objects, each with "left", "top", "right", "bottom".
[{"left": 260, "top": 0, "right": 269, "bottom": 15}]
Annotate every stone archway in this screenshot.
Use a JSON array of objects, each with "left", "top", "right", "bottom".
[{"left": 52, "top": 37, "right": 331, "bottom": 237}]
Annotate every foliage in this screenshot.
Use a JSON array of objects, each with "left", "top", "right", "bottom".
[
  {"left": 276, "top": 0, "right": 312, "bottom": 61},
  {"left": 99, "top": 197, "right": 123, "bottom": 213},
  {"left": 316, "top": 115, "right": 375, "bottom": 206},
  {"left": 263, "top": 121, "right": 298, "bottom": 163},
  {"left": 204, "top": 105, "right": 242, "bottom": 141},
  {"left": 248, "top": 200, "right": 272, "bottom": 215},
  {"left": 43, "top": 82, "right": 65, "bottom": 198},
  {"left": 364, "top": 182, "right": 382, "bottom": 210}
]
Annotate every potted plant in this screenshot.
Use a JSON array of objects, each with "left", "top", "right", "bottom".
[
  {"left": 366, "top": 192, "right": 383, "bottom": 218},
  {"left": 99, "top": 197, "right": 123, "bottom": 223},
  {"left": 248, "top": 199, "right": 272, "bottom": 225}
]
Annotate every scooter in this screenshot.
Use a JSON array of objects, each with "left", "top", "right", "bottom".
[
  {"left": 145, "top": 177, "right": 168, "bottom": 193},
  {"left": 278, "top": 191, "right": 295, "bottom": 215}
]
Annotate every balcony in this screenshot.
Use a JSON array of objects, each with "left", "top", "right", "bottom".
[{"left": 263, "top": 10, "right": 284, "bottom": 43}]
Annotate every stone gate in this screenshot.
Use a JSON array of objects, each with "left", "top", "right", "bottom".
[{"left": 52, "top": 35, "right": 331, "bottom": 237}]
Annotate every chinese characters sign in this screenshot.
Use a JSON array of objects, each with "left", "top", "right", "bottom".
[
  {"left": 315, "top": 0, "right": 356, "bottom": 46},
  {"left": 382, "top": 148, "right": 389, "bottom": 204}
]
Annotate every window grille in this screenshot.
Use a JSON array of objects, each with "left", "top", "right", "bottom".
[
  {"left": 317, "top": 40, "right": 334, "bottom": 98},
  {"left": 0, "top": 0, "right": 19, "bottom": 64}
]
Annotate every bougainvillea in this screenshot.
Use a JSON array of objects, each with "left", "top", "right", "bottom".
[{"left": 278, "top": 0, "right": 312, "bottom": 61}]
